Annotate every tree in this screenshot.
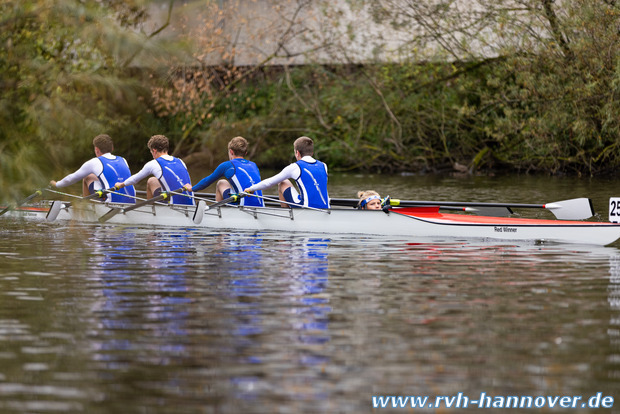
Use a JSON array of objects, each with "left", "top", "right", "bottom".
[
  {"left": 336, "top": 0, "right": 620, "bottom": 173},
  {"left": 227, "top": 0, "right": 619, "bottom": 173},
  {"left": 149, "top": 0, "right": 334, "bottom": 158},
  {"left": 0, "top": 0, "right": 172, "bottom": 201}
]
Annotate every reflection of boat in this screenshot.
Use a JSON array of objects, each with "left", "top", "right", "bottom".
[{"left": 7, "top": 199, "right": 620, "bottom": 246}]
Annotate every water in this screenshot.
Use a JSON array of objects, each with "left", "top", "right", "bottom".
[{"left": 1, "top": 174, "right": 620, "bottom": 413}]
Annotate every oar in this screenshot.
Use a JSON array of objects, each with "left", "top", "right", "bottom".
[
  {"left": 98, "top": 188, "right": 183, "bottom": 223},
  {"left": 210, "top": 193, "right": 246, "bottom": 209},
  {"left": 192, "top": 200, "right": 207, "bottom": 224},
  {"left": 328, "top": 197, "right": 512, "bottom": 216},
  {"left": 242, "top": 192, "right": 332, "bottom": 212},
  {"left": 0, "top": 189, "right": 44, "bottom": 217},
  {"left": 192, "top": 193, "right": 246, "bottom": 224},
  {"left": 46, "top": 200, "right": 63, "bottom": 221},
  {"left": 328, "top": 197, "right": 594, "bottom": 220},
  {"left": 83, "top": 187, "right": 117, "bottom": 201},
  {"left": 189, "top": 191, "right": 500, "bottom": 214}
]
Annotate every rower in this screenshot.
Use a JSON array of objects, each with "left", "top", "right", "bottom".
[
  {"left": 50, "top": 134, "right": 136, "bottom": 203},
  {"left": 244, "top": 136, "right": 329, "bottom": 209},
  {"left": 184, "top": 136, "right": 264, "bottom": 207},
  {"left": 115, "top": 135, "right": 194, "bottom": 205}
]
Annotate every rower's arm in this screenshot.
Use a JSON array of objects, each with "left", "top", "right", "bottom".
[
  {"left": 192, "top": 162, "right": 231, "bottom": 192},
  {"left": 247, "top": 164, "right": 299, "bottom": 193},
  {"left": 55, "top": 158, "right": 101, "bottom": 188}
]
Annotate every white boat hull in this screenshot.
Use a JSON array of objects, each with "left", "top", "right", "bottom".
[{"left": 6, "top": 201, "right": 620, "bottom": 246}]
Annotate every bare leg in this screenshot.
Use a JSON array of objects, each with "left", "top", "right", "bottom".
[
  {"left": 215, "top": 180, "right": 231, "bottom": 202},
  {"left": 146, "top": 177, "right": 161, "bottom": 199},
  {"left": 278, "top": 180, "right": 293, "bottom": 208},
  {"left": 82, "top": 174, "right": 99, "bottom": 197}
]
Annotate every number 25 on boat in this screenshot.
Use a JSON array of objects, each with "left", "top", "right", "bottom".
[{"left": 609, "top": 197, "right": 620, "bottom": 223}]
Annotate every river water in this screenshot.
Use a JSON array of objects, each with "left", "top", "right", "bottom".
[{"left": 1, "top": 174, "right": 620, "bottom": 413}]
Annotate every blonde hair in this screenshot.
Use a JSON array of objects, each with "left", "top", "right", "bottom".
[
  {"left": 228, "top": 136, "right": 249, "bottom": 156},
  {"left": 357, "top": 190, "right": 381, "bottom": 209}
]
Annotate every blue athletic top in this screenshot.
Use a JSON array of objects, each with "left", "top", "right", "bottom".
[
  {"left": 155, "top": 157, "right": 194, "bottom": 205},
  {"left": 295, "top": 159, "right": 329, "bottom": 209},
  {"left": 98, "top": 155, "right": 135, "bottom": 203},
  {"left": 192, "top": 159, "right": 264, "bottom": 207}
]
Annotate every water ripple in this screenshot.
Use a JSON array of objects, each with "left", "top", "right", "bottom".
[{"left": 1, "top": 206, "right": 620, "bottom": 413}]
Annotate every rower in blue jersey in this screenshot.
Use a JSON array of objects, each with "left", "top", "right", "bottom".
[
  {"left": 50, "top": 134, "right": 136, "bottom": 203},
  {"left": 184, "top": 136, "right": 264, "bottom": 207},
  {"left": 97, "top": 155, "right": 135, "bottom": 203},
  {"left": 116, "top": 135, "right": 194, "bottom": 205},
  {"left": 245, "top": 136, "right": 329, "bottom": 209}
]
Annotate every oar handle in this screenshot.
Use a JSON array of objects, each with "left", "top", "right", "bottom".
[
  {"left": 0, "top": 189, "right": 44, "bottom": 217},
  {"left": 24, "top": 189, "right": 44, "bottom": 203},
  {"left": 84, "top": 187, "right": 117, "bottom": 200},
  {"left": 205, "top": 193, "right": 246, "bottom": 210}
]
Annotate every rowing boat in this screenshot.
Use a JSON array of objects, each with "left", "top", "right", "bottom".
[{"left": 5, "top": 197, "right": 620, "bottom": 246}]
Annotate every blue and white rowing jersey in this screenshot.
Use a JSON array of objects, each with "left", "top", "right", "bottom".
[
  {"left": 229, "top": 159, "right": 264, "bottom": 207},
  {"left": 98, "top": 155, "right": 135, "bottom": 203},
  {"left": 295, "top": 159, "right": 329, "bottom": 209},
  {"left": 155, "top": 157, "right": 194, "bottom": 205}
]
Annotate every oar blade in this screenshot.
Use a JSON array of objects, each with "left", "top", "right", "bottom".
[
  {"left": 193, "top": 200, "right": 206, "bottom": 224},
  {"left": 46, "top": 200, "right": 62, "bottom": 222},
  {"left": 545, "top": 198, "right": 594, "bottom": 220}
]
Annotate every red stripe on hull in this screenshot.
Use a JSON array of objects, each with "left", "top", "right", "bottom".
[{"left": 394, "top": 207, "right": 616, "bottom": 226}]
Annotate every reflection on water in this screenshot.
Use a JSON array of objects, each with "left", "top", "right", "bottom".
[{"left": 2, "top": 188, "right": 620, "bottom": 412}]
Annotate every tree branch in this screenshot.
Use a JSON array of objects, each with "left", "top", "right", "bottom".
[
  {"left": 122, "top": 0, "right": 174, "bottom": 68},
  {"left": 541, "top": 0, "right": 573, "bottom": 59}
]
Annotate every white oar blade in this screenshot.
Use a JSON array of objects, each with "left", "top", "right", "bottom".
[
  {"left": 46, "top": 201, "right": 62, "bottom": 222},
  {"left": 545, "top": 198, "right": 593, "bottom": 220},
  {"left": 193, "top": 200, "right": 206, "bottom": 224}
]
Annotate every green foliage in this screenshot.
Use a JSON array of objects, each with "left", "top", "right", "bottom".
[
  {"left": 471, "top": 0, "right": 620, "bottom": 174},
  {"left": 0, "top": 0, "right": 161, "bottom": 202},
  {"left": 150, "top": 0, "right": 617, "bottom": 176},
  {"left": 154, "top": 39, "right": 617, "bottom": 176}
]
